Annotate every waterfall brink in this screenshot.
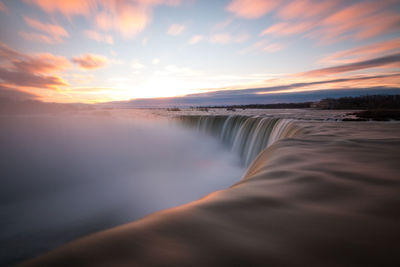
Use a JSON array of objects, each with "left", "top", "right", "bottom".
[{"left": 179, "top": 115, "right": 303, "bottom": 166}]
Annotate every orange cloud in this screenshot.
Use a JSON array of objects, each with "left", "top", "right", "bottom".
[
  {"left": 72, "top": 54, "right": 108, "bottom": 70},
  {"left": 0, "top": 69, "right": 68, "bottom": 89},
  {"left": 26, "top": 0, "right": 184, "bottom": 38},
  {"left": 84, "top": 30, "right": 114, "bottom": 44},
  {"left": 226, "top": 0, "right": 280, "bottom": 19},
  {"left": 13, "top": 53, "right": 71, "bottom": 74},
  {"left": 22, "top": 17, "right": 69, "bottom": 44},
  {"left": 0, "top": 42, "right": 70, "bottom": 90}
]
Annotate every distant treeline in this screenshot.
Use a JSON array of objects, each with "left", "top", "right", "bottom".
[
  {"left": 202, "top": 102, "right": 313, "bottom": 110},
  {"left": 312, "top": 94, "right": 400, "bottom": 109},
  {"left": 201, "top": 95, "right": 400, "bottom": 110}
]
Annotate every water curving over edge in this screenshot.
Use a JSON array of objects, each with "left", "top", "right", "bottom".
[{"left": 179, "top": 115, "right": 304, "bottom": 166}]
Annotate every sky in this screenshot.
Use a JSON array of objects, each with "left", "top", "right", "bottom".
[{"left": 0, "top": 0, "right": 399, "bottom": 104}]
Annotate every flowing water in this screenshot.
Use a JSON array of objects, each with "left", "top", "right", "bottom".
[
  {"left": 179, "top": 115, "right": 304, "bottom": 166},
  {"left": 2, "top": 108, "right": 400, "bottom": 266}
]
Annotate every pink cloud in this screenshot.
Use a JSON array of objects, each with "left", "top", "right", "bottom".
[
  {"left": 84, "top": 30, "right": 114, "bottom": 44},
  {"left": 314, "top": 1, "right": 400, "bottom": 43},
  {"left": 24, "top": 0, "right": 95, "bottom": 17},
  {"left": 241, "top": 39, "right": 285, "bottom": 54},
  {"left": 226, "top": 0, "right": 280, "bottom": 19},
  {"left": 26, "top": 0, "right": 184, "bottom": 38},
  {"left": 19, "top": 31, "right": 59, "bottom": 44},
  {"left": 260, "top": 21, "right": 314, "bottom": 36},
  {"left": 72, "top": 54, "right": 108, "bottom": 70},
  {"left": 22, "top": 17, "right": 69, "bottom": 43},
  {"left": 302, "top": 53, "right": 400, "bottom": 77},
  {"left": 0, "top": 0, "right": 7, "bottom": 12},
  {"left": 320, "top": 38, "right": 400, "bottom": 65},
  {"left": 277, "top": 0, "right": 338, "bottom": 19},
  {"left": 212, "top": 18, "right": 234, "bottom": 31},
  {"left": 188, "top": 35, "right": 204, "bottom": 45}
]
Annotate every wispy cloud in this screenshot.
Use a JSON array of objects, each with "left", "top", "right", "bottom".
[
  {"left": 188, "top": 35, "right": 204, "bottom": 45},
  {"left": 241, "top": 39, "right": 285, "bottom": 54},
  {"left": 0, "top": 0, "right": 7, "bottom": 12},
  {"left": 235, "top": 0, "right": 400, "bottom": 44},
  {"left": 277, "top": 0, "right": 338, "bottom": 19},
  {"left": 212, "top": 18, "right": 234, "bottom": 31},
  {"left": 72, "top": 54, "right": 108, "bottom": 70},
  {"left": 320, "top": 38, "right": 400, "bottom": 65},
  {"left": 167, "top": 24, "right": 186, "bottom": 36},
  {"left": 312, "top": 1, "right": 400, "bottom": 43},
  {"left": 302, "top": 53, "right": 400, "bottom": 76},
  {"left": 22, "top": 17, "right": 69, "bottom": 44},
  {"left": 226, "top": 0, "right": 280, "bottom": 19},
  {"left": 260, "top": 21, "right": 314, "bottom": 37},
  {"left": 26, "top": 0, "right": 184, "bottom": 38},
  {"left": 84, "top": 30, "right": 114, "bottom": 44},
  {"left": 210, "top": 33, "right": 249, "bottom": 44}
]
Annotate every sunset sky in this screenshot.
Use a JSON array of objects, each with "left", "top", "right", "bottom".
[{"left": 0, "top": 0, "right": 399, "bottom": 104}]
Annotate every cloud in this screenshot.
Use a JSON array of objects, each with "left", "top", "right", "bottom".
[
  {"left": 131, "top": 60, "right": 145, "bottom": 70},
  {"left": 186, "top": 73, "right": 400, "bottom": 99},
  {"left": 241, "top": 39, "right": 285, "bottom": 54},
  {"left": 0, "top": 69, "right": 68, "bottom": 89},
  {"left": 277, "top": 0, "right": 338, "bottom": 19},
  {"left": 226, "top": 0, "right": 280, "bottom": 19},
  {"left": 0, "top": 43, "right": 70, "bottom": 90},
  {"left": 72, "top": 54, "right": 108, "bottom": 70},
  {"left": 24, "top": 0, "right": 94, "bottom": 16},
  {"left": 0, "top": 84, "right": 39, "bottom": 101},
  {"left": 167, "top": 24, "right": 186, "bottom": 36},
  {"left": 320, "top": 38, "right": 400, "bottom": 65},
  {"left": 210, "top": 33, "right": 249, "bottom": 44},
  {"left": 302, "top": 53, "right": 400, "bottom": 76},
  {"left": 260, "top": 21, "right": 314, "bottom": 37},
  {"left": 152, "top": 58, "right": 160, "bottom": 64},
  {"left": 188, "top": 35, "right": 204, "bottom": 45},
  {"left": 313, "top": 1, "right": 400, "bottom": 43},
  {"left": 21, "top": 17, "right": 69, "bottom": 44},
  {"left": 12, "top": 53, "right": 72, "bottom": 74},
  {"left": 212, "top": 18, "right": 234, "bottom": 31},
  {"left": 25, "top": 0, "right": 184, "bottom": 38},
  {"left": 84, "top": 30, "right": 114, "bottom": 44},
  {"left": 0, "top": 0, "right": 7, "bottom": 12},
  {"left": 229, "top": 0, "right": 399, "bottom": 44}
]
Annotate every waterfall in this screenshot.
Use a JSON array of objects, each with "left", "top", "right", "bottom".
[{"left": 179, "top": 115, "right": 303, "bottom": 166}]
